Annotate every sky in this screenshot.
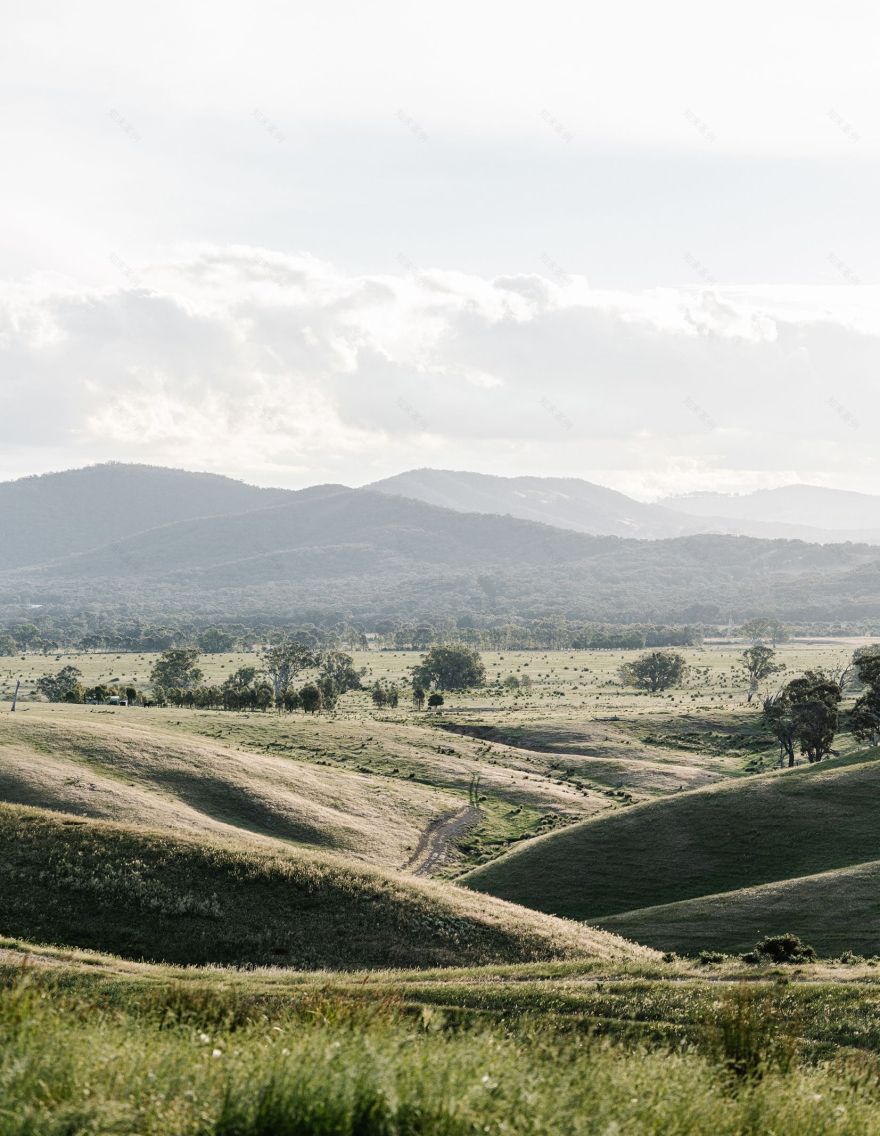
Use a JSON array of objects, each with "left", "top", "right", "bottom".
[{"left": 3, "top": 0, "right": 880, "bottom": 498}]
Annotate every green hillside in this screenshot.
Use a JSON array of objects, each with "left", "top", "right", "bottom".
[
  {"left": 0, "top": 803, "right": 645, "bottom": 968},
  {"left": 463, "top": 750, "right": 880, "bottom": 923},
  {"left": 597, "top": 859, "right": 880, "bottom": 956}
]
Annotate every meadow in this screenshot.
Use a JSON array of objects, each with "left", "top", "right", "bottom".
[
  {"left": 4, "top": 637, "right": 880, "bottom": 1132},
  {"left": 7, "top": 941, "right": 880, "bottom": 1135}
]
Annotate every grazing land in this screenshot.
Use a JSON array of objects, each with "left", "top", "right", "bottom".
[
  {"left": 7, "top": 941, "right": 880, "bottom": 1134},
  {"left": 4, "top": 636, "right": 880, "bottom": 1132}
]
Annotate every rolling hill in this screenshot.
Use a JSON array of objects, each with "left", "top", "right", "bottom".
[
  {"left": 596, "top": 859, "right": 880, "bottom": 956},
  {"left": 0, "top": 803, "right": 646, "bottom": 968},
  {"left": 463, "top": 749, "right": 880, "bottom": 953},
  {"left": 0, "top": 708, "right": 462, "bottom": 869}
]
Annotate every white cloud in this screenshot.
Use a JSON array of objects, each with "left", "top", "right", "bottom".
[{"left": 2, "top": 246, "right": 880, "bottom": 494}]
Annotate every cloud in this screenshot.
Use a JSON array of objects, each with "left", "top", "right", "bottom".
[{"left": 2, "top": 246, "right": 880, "bottom": 494}]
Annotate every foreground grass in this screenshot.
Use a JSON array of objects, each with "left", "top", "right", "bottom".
[{"left": 6, "top": 960, "right": 880, "bottom": 1135}]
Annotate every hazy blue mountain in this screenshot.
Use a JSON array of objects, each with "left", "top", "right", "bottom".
[
  {"left": 0, "top": 463, "right": 292, "bottom": 570},
  {"left": 368, "top": 469, "right": 698, "bottom": 538},
  {"left": 661, "top": 485, "right": 880, "bottom": 539},
  {"left": 368, "top": 468, "right": 874, "bottom": 544},
  {"left": 2, "top": 469, "right": 880, "bottom": 622}
]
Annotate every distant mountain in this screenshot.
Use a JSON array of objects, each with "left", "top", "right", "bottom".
[
  {"left": 661, "top": 485, "right": 880, "bottom": 540},
  {"left": 3, "top": 468, "right": 880, "bottom": 622},
  {"left": 368, "top": 469, "right": 691, "bottom": 539},
  {"left": 0, "top": 464, "right": 292, "bottom": 571},
  {"left": 368, "top": 469, "right": 880, "bottom": 544}
]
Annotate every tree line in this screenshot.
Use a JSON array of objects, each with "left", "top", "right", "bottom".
[
  {"left": 34, "top": 641, "right": 488, "bottom": 714},
  {"left": 0, "top": 614, "right": 812, "bottom": 657}
]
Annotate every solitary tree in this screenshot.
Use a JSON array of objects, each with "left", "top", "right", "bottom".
[
  {"left": 412, "top": 645, "right": 485, "bottom": 691},
  {"left": 765, "top": 671, "right": 841, "bottom": 766},
  {"left": 412, "top": 684, "right": 426, "bottom": 710},
  {"left": 741, "top": 644, "right": 783, "bottom": 702},
  {"left": 427, "top": 692, "right": 445, "bottom": 710},
  {"left": 319, "top": 651, "right": 365, "bottom": 694},
  {"left": 849, "top": 647, "right": 880, "bottom": 745},
  {"left": 299, "top": 683, "right": 323, "bottom": 714},
  {"left": 261, "top": 637, "right": 316, "bottom": 701},
  {"left": 150, "top": 649, "right": 203, "bottom": 693},
  {"left": 619, "top": 651, "right": 687, "bottom": 693},
  {"left": 36, "top": 665, "right": 84, "bottom": 703}
]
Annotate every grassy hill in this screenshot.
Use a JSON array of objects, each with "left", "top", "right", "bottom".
[
  {"left": 597, "top": 858, "right": 880, "bottom": 956},
  {"left": 0, "top": 803, "right": 645, "bottom": 968},
  {"left": 463, "top": 749, "right": 880, "bottom": 929},
  {"left": 0, "top": 708, "right": 463, "bottom": 869}
]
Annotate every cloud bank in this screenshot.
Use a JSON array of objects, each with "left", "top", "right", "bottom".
[{"left": 3, "top": 247, "right": 879, "bottom": 495}]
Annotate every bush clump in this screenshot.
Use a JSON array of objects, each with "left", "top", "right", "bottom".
[{"left": 749, "top": 933, "right": 816, "bottom": 964}]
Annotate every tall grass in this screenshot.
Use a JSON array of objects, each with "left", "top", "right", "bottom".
[{"left": 3, "top": 968, "right": 880, "bottom": 1135}]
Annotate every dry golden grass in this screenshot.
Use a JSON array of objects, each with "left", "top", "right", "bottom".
[{"left": 0, "top": 707, "right": 463, "bottom": 868}]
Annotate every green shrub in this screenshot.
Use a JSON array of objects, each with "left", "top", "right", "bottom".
[{"left": 753, "top": 933, "right": 816, "bottom": 964}]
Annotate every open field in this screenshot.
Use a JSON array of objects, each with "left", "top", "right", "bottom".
[
  {"left": 2, "top": 639, "right": 880, "bottom": 1130},
  {"left": 7, "top": 939, "right": 880, "bottom": 1134},
  {"left": 0, "top": 639, "right": 864, "bottom": 714},
  {"left": 2, "top": 639, "right": 879, "bottom": 956}
]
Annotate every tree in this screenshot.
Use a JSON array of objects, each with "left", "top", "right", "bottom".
[
  {"left": 762, "top": 690, "right": 797, "bottom": 767},
  {"left": 0, "top": 633, "right": 17, "bottom": 656},
  {"left": 150, "top": 649, "right": 203, "bottom": 693},
  {"left": 261, "top": 637, "right": 316, "bottom": 701},
  {"left": 412, "top": 684, "right": 426, "bottom": 710},
  {"left": 619, "top": 651, "right": 687, "bottom": 693},
  {"left": 196, "top": 628, "right": 235, "bottom": 653},
  {"left": 741, "top": 645, "right": 783, "bottom": 702},
  {"left": 223, "top": 666, "right": 258, "bottom": 693},
  {"left": 319, "top": 651, "right": 365, "bottom": 694},
  {"left": 412, "top": 645, "right": 485, "bottom": 692},
  {"left": 299, "top": 683, "right": 323, "bottom": 714},
  {"left": 36, "top": 665, "right": 83, "bottom": 703},
  {"left": 765, "top": 671, "right": 841, "bottom": 766},
  {"left": 848, "top": 647, "right": 880, "bottom": 745},
  {"left": 317, "top": 675, "right": 339, "bottom": 711},
  {"left": 282, "top": 689, "right": 302, "bottom": 713},
  {"left": 427, "top": 692, "right": 444, "bottom": 710},
  {"left": 372, "top": 680, "right": 400, "bottom": 709},
  {"left": 739, "top": 618, "right": 789, "bottom": 645}
]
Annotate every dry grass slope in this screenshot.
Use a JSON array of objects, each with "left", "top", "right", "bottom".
[
  {"left": 0, "top": 710, "right": 463, "bottom": 868},
  {"left": 0, "top": 803, "right": 648, "bottom": 968}
]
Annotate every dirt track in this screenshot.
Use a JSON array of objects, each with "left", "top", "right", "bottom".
[{"left": 403, "top": 805, "right": 482, "bottom": 876}]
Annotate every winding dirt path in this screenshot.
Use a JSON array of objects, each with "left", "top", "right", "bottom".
[{"left": 403, "top": 805, "right": 482, "bottom": 876}]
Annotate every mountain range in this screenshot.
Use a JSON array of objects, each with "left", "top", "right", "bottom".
[
  {"left": 371, "top": 469, "right": 880, "bottom": 544},
  {"left": 3, "top": 463, "right": 880, "bottom": 623}
]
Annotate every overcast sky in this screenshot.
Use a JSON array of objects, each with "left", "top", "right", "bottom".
[{"left": 3, "top": 0, "right": 880, "bottom": 497}]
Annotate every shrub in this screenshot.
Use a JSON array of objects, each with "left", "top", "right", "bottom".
[{"left": 753, "top": 933, "right": 816, "bottom": 964}]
